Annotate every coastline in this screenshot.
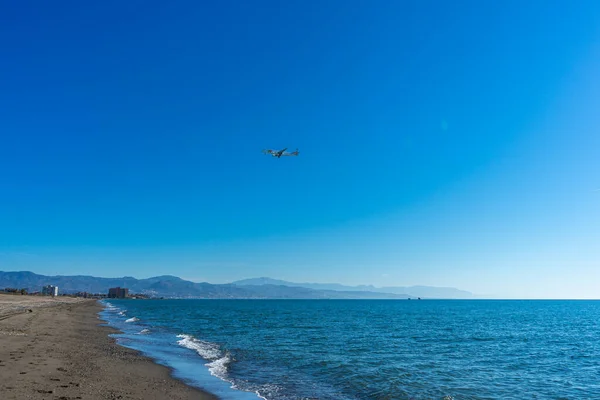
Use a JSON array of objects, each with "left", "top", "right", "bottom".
[{"left": 0, "top": 295, "right": 217, "bottom": 399}]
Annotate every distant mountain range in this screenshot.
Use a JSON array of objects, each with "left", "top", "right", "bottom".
[
  {"left": 232, "top": 277, "right": 475, "bottom": 299},
  {"left": 0, "top": 271, "right": 474, "bottom": 299}
]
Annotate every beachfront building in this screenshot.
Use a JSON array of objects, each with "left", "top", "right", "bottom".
[
  {"left": 41, "top": 285, "right": 59, "bottom": 297},
  {"left": 108, "top": 287, "right": 129, "bottom": 299}
]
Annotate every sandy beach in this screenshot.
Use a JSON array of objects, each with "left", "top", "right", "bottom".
[{"left": 0, "top": 294, "right": 216, "bottom": 399}]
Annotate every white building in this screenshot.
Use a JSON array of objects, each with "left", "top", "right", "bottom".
[{"left": 42, "top": 285, "right": 59, "bottom": 297}]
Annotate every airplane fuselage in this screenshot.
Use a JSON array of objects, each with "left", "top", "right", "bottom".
[
  {"left": 262, "top": 148, "right": 299, "bottom": 157},
  {"left": 263, "top": 148, "right": 299, "bottom": 158}
]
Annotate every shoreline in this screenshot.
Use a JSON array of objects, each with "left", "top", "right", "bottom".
[{"left": 0, "top": 296, "right": 217, "bottom": 399}]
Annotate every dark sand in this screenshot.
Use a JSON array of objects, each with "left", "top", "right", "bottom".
[{"left": 0, "top": 295, "right": 216, "bottom": 399}]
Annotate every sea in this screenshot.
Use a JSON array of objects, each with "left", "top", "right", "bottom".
[{"left": 99, "top": 299, "right": 600, "bottom": 400}]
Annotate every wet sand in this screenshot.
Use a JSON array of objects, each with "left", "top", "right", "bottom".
[{"left": 0, "top": 294, "right": 216, "bottom": 399}]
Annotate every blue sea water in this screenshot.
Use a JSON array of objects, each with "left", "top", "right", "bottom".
[{"left": 99, "top": 300, "right": 600, "bottom": 400}]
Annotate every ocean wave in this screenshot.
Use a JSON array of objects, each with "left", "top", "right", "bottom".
[
  {"left": 176, "top": 334, "right": 221, "bottom": 360},
  {"left": 176, "top": 334, "right": 236, "bottom": 382},
  {"left": 206, "top": 354, "right": 232, "bottom": 379},
  {"left": 118, "top": 310, "right": 127, "bottom": 316},
  {"left": 125, "top": 317, "right": 139, "bottom": 323},
  {"left": 136, "top": 328, "right": 150, "bottom": 335}
]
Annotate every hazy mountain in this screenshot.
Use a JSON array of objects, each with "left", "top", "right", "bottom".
[
  {"left": 232, "top": 277, "right": 474, "bottom": 299},
  {"left": 0, "top": 271, "right": 411, "bottom": 299}
]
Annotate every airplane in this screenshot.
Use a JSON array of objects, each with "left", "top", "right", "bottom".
[{"left": 262, "top": 148, "right": 300, "bottom": 158}]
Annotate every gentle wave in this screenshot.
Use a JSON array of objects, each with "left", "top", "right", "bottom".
[
  {"left": 136, "top": 328, "right": 150, "bottom": 335},
  {"left": 125, "top": 317, "right": 139, "bottom": 323},
  {"left": 176, "top": 334, "right": 232, "bottom": 379},
  {"left": 176, "top": 334, "right": 221, "bottom": 360},
  {"left": 206, "top": 354, "right": 232, "bottom": 378}
]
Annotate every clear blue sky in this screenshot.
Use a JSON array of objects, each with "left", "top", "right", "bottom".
[{"left": 1, "top": 1, "right": 599, "bottom": 298}]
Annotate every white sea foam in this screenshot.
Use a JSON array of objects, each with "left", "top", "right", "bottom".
[
  {"left": 206, "top": 353, "right": 231, "bottom": 379},
  {"left": 125, "top": 317, "right": 139, "bottom": 323},
  {"left": 254, "top": 384, "right": 280, "bottom": 400},
  {"left": 255, "top": 391, "right": 268, "bottom": 400},
  {"left": 118, "top": 310, "right": 126, "bottom": 316},
  {"left": 136, "top": 328, "right": 150, "bottom": 335},
  {"left": 176, "top": 334, "right": 221, "bottom": 360},
  {"left": 176, "top": 334, "right": 266, "bottom": 399}
]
